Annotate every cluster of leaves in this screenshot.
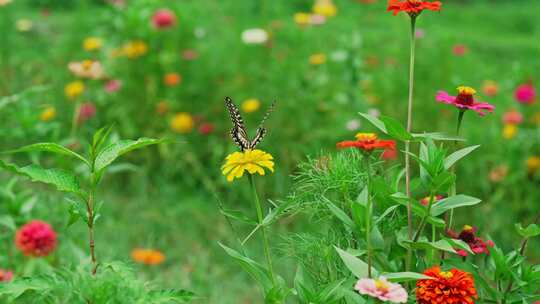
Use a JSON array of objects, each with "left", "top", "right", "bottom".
[{"left": 0, "top": 262, "right": 194, "bottom": 303}]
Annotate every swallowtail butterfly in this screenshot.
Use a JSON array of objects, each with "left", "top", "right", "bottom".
[{"left": 225, "top": 96, "right": 276, "bottom": 151}]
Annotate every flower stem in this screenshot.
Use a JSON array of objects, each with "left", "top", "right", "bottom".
[
  {"left": 413, "top": 192, "right": 434, "bottom": 242},
  {"left": 404, "top": 16, "right": 417, "bottom": 271},
  {"left": 365, "top": 155, "right": 373, "bottom": 278},
  {"left": 447, "top": 110, "right": 465, "bottom": 231},
  {"left": 248, "top": 174, "right": 276, "bottom": 285},
  {"left": 87, "top": 174, "right": 98, "bottom": 275}
]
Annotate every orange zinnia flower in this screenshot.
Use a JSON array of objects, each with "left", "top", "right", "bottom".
[
  {"left": 337, "top": 133, "right": 396, "bottom": 153},
  {"left": 131, "top": 248, "right": 165, "bottom": 265},
  {"left": 387, "top": 0, "right": 441, "bottom": 17},
  {"left": 416, "top": 266, "right": 477, "bottom": 304}
]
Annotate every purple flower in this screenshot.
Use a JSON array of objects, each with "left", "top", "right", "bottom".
[{"left": 436, "top": 86, "right": 495, "bottom": 116}]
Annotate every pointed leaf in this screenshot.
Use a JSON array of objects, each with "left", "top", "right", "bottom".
[
  {"left": 335, "top": 247, "right": 377, "bottom": 278},
  {"left": 430, "top": 195, "right": 481, "bottom": 217},
  {"left": 219, "top": 243, "right": 273, "bottom": 292},
  {"left": 444, "top": 145, "right": 480, "bottom": 169},
  {"left": 94, "top": 138, "right": 162, "bottom": 172},
  {"left": 382, "top": 272, "right": 433, "bottom": 282},
  {"left": 6, "top": 143, "right": 90, "bottom": 167},
  {"left": 515, "top": 223, "right": 540, "bottom": 238}
]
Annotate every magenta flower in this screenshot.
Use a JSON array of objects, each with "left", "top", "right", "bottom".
[
  {"left": 0, "top": 269, "right": 13, "bottom": 282},
  {"left": 15, "top": 220, "right": 57, "bottom": 257},
  {"left": 151, "top": 9, "right": 176, "bottom": 29},
  {"left": 436, "top": 86, "right": 495, "bottom": 116},
  {"left": 514, "top": 83, "right": 537, "bottom": 104},
  {"left": 104, "top": 79, "right": 122, "bottom": 93},
  {"left": 77, "top": 102, "right": 97, "bottom": 124},
  {"left": 354, "top": 277, "right": 408, "bottom": 303},
  {"left": 502, "top": 110, "right": 523, "bottom": 125}
]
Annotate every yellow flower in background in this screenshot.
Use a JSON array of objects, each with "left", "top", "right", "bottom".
[
  {"left": 527, "top": 156, "right": 540, "bottom": 175},
  {"left": 16, "top": 19, "right": 33, "bottom": 32},
  {"left": 241, "top": 98, "right": 261, "bottom": 113},
  {"left": 309, "top": 53, "right": 327, "bottom": 65},
  {"left": 221, "top": 149, "right": 274, "bottom": 182},
  {"left": 313, "top": 0, "right": 337, "bottom": 17},
  {"left": 170, "top": 112, "right": 194, "bottom": 133},
  {"left": 131, "top": 248, "right": 165, "bottom": 265},
  {"left": 64, "top": 81, "right": 85, "bottom": 100},
  {"left": 531, "top": 111, "right": 540, "bottom": 125},
  {"left": 40, "top": 106, "right": 56, "bottom": 122},
  {"left": 83, "top": 37, "right": 103, "bottom": 51},
  {"left": 119, "top": 40, "right": 148, "bottom": 59},
  {"left": 294, "top": 12, "right": 311, "bottom": 26},
  {"left": 502, "top": 124, "right": 517, "bottom": 140}
]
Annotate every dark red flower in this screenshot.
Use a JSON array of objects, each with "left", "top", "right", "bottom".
[
  {"left": 387, "top": 0, "right": 441, "bottom": 17},
  {"left": 447, "top": 225, "right": 494, "bottom": 256},
  {"left": 337, "top": 133, "right": 396, "bottom": 153},
  {"left": 15, "top": 220, "right": 57, "bottom": 257},
  {"left": 419, "top": 195, "right": 443, "bottom": 206}
]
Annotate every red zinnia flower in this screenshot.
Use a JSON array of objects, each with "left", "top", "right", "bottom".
[
  {"left": 447, "top": 225, "right": 494, "bottom": 256},
  {"left": 416, "top": 266, "right": 477, "bottom": 304},
  {"left": 419, "top": 195, "right": 443, "bottom": 206},
  {"left": 151, "top": 9, "right": 176, "bottom": 29},
  {"left": 15, "top": 220, "right": 57, "bottom": 257},
  {"left": 387, "top": 0, "right": 441, "bottom": 17},
  {"left": 337, "top": 133, "right": 396, "bottom": 153}
]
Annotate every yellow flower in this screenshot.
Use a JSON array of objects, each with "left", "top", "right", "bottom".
[
  {"left": 531, "top": 111, "right": 540, "bottom": 125},
  {"left": 64, "top": 81, "right": 85, "bottom": 100},
  {"left": 313, "top": 0, "right": 337, "bottom": 17},
  {"left": 502, "top": 124, "right": 517, "bottom": 140},
  {"left": 241, "top": 98, "right": 261, "bottom": 113},
  {"left": 222, "top": 149, "right": 274, "bottom": 182},
  {"left": 170, "top": 112, "right": 194, "bottom": 133},
  {"left": 355, "top": 133, "right": 377, "bottom": 141},
  {"left": 122, "top": 40, "right": 148, "bottom": 59},
  {"left": 131, "top": 248, "right": 165, "bottom": 265},
  {"left": 457, "top": 86, "right": 477, "bottom": 96},
  {"left": 83, "top": 37, "right": 103, "bottom": 51},
  {"left": 16, "top": 19, "right": 33, "bottom": 32},
  {"left": 40, "top": 106, "right": 56, "bottom": 122},
  {"left": 294, "top": 12, "right": 311, "bottom": 26},
  {"left": 527, "top": 156, "right": 540, "bottom": 175},
  {"left": 309, "top": 53, "right": 327, "bottom": 65}
]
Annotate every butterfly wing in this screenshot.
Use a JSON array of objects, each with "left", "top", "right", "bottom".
[
  {"left": 249, "top": 100, "right": 276, "bottom": 149},
  {"left": 225, "top": 97, "right": 250, "bottom": 151}
]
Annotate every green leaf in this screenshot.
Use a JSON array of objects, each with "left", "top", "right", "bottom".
[
  {"left": 94, "top": 138, "right": 162, "bottom": 172},
  {"left": 515, "top": 223, "right": 540, "bottom": 238},
  {"left": 382, "top": 272, "right": 433, "bottom": 282},
  {"left": 430, "top": 195, "right": 482, "bottom": 217},
  {"left": 445, "top": 238, "right": 475, "bottom": 255},
  {"left": 6, "top": 143, "right": 90, "bottom": 167},
  {"left": 444, "top": 145, "right": 480, "bottom": 169},
  {"left": 0, "top": 215, "right": 16, "bottom": 231},
  {"left": 0, "top": 160, "right": 81, "bottom": 194},
  {"left": 358, "top": 113, "right": 413, "bottom": 141},
  {"left": 402, "top": 239, "right": 457, "bottom": 254},
  {"left": 335, "top": 247, "right": 377, "bottom": 278},
  {"left": 5, "top": 143, "right": 90, "bottom": 167},
  {"left": 219, "top": 208, "right": 257, "bottom": 225},
  {"left": 412, "top": 132, "right": 465, "bottom": 142},
  {"left": 219, "top": 243, "right": 273, "bottom": 292},
  {"left": 324, "top": 197, "right": 355, "bottom": 230}
]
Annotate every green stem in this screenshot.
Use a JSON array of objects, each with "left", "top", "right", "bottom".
[
  {"left": 87, "top": 173, "right": 98, "bottom": 275},
  {"left": 413, "top": 192, "right": 434, "bottom": 242},
  {"left": 365, "top": 155, "right": 373, "bottom": 278},
  {"left": 447, "top": 110, "right": 465, "bottom": 231},
  {"left": 404, "top": 16, "right": 417, "bottom": 272},
  {"left": 248, "top": 175, "right": 276, "bottom": 285}
]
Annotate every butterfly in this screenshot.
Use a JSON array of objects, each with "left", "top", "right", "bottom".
[{"left": 225, "top": 96, "right": 276, "bottom": 151}]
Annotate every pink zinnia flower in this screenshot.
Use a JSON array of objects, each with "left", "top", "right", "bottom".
[
  {"left": 151, "top": 9, "right": 176, "bottom": 29},
  {"left": 502, "top": 110, "right": 523, "bottom": 125},
  {"left": 436, "top": 86, "right": 495, "bottom": 116},
  {"left": 355, "top": 277, "right": 408, "bottom": 303},
  {"left": 0, "top": 269, "right": 13, "bottom": 282},
  {"left": 15, "top": 220, "right": 57, "bottom": 257},
  {"left": 77, "top": 102, "right": 97, "bottom": 123},
  {"left": 104, "top": 79, "right": 122, "bottom": 93},
  {"left": 452, "top": 44, "right": 468, "bottom": 56},
  {"left": 514, "top": 83, "right": 536, "bottom": 104}
]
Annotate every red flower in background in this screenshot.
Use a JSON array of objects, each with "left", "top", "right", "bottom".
[
  {"left": 416, "top": 266, "right": 477, "bottom": 304},
  {"left": 198, "top": 122, "right": 215, "bottom": 135},
  {"left": 387, "top": 0, "right": 441, "bottom": 17},
  {"left": 15, "top": 220, "right": 57, "bottom": 257},
  {"left": 0, "top": 269, "right": 13, "bottom": 282},
  {"left": 77, "top": 102, "right": 97, "bottom": 124},
  {"left": 152, "top": 9, "right": 177, "bottom": 29},
  {"left": 447, "top": 225, "right": 494, "bottom": 256},
  {"left": 419, "top": 195, "right": 443, "bottom": 206},
  {"left": 337, "top": 133, "right": 396, "bottom": 153},
  {"left": 514, "top": 83, "right": 537, "bottom": 104}
]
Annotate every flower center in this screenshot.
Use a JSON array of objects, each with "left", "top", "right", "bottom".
[
  {"left": 375, "top": 279, "right": 390, "bottom": 293},
  {"left": 82, "top": 60, "right": 93, "bottom": 70},
  {"left": 439, "top": 271, "right": 454, "bottom": 279},
  {"left": 355, "top": 133, "right": 377, "bottom": 142},
  {"left": 455, "top": 86, "right": 477, "bottom": 106}
]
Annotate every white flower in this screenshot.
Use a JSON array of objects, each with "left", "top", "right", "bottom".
[{"left": 241, "top": 28, "right": 269, "bottom": 45}]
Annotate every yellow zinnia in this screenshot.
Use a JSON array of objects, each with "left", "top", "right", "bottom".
[
  {"left": 222, "top": 149, "right": 274, "bottom": 182},
  {"left": 502, "top": 124, "right": 517, "bottom": 140},
  {"left": 64, "top": 81, "right": 85, "bottom": 100},
  {"left": 294, "top": 12, "right": 311, "bottom": 26},
  {"left": 309, "top": 53, "right": 327, "bottom": 65},
  {"left": 40, "top": 106, "right": 56, "bottom": 122},
  {"left": 83, "top": 37, "right": 103, "bottom": 51},
  {"left": 313, "top": 0, "right": 337, "bottom": 17},
  {"left": 527, "top": 156, "right": 540, "bottom": 175},
  {"left": 241, "top": 98, "right": 261, "bottom": 113},
  {"left": 170, "top": 112, "right": 194, "bottom": 133}
]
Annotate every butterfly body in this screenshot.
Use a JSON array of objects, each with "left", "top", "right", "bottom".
[{"left": 225, "top": 97, "right": 275, "bottom": 151}]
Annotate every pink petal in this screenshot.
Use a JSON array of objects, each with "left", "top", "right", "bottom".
[{"left": 435, "top": 91, "right": 456, "bottom": 104}]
